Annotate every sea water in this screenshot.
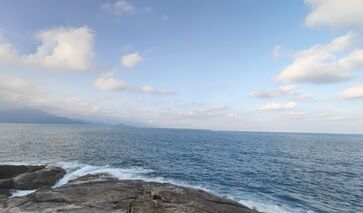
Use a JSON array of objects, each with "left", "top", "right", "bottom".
[{"left": 0, "top": 124, "right": 362, "bottom": 213}]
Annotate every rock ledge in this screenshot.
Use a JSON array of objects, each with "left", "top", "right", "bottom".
[
  {"left": 1, "top": 166, "right": 256, "bottom": 213},
  {"left": 0, "top": 165, "right": 65, "bottom": 197}
]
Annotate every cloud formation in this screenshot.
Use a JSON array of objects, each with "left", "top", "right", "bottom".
[
  {"left": 94, "top": 72, "right": 128, "bottom": 91},
  {"left": 102, "top": 0, "right": 134, "bottom": 15},
  {"left": 0, "top": 75, "right": 116, "bottom": 119},
  {"left": 0, "top": 26, "right": 94, "bottom": 71},
  {"left": 94, "top": 72, "right": 173, "bottom": 95},
  {"left": 259, "top": 102, "right": 297, "bottom": 111},
  {"left": 250, "top": 84, "right": 296, "bottom": 98},
  {"left": 177, "top": 104, "right": 228, "bottom": 120},
  {"left": 139, "top": 86, "right": 172, "bottom": 95},
  {"left": 285, "top": 110, "right": 349, "bottom": 122},
  {"left": 0, "top": 42, "right": 18, "bottom": 62},
  {"left": 339, "top": 85, "right": 363, "bottom": 99},
  {"left": 0, "top": 76, "right": 29, "bottom": 91},
  {"left": 277, "top": 32, "right": 363, "bottom": 84},
  {"left": 305, "top": 0, "right": 363, "bottom": 29},
  {"left": 121, "top": 52, "right": 143, "bottom": 68},
  {"left": 250, "top": 85, "right": 312, "bottom": 101}
]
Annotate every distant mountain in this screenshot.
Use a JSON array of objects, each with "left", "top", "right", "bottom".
[{"left": 0, "top": 108, "right": 87, "bottom": 124}]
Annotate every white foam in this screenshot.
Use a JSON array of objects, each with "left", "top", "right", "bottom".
[
  {"left": 11, "top": 190, "right": 36, "bottom": 197},
  {"left": 237, "top": 198, "right": 315, "bottom": 213},
  {"left": 51, "top": 161, "right": 154, "bottom": 188},
  {"left": 49, "top": 161, "right": 208, "bottom": 191}
]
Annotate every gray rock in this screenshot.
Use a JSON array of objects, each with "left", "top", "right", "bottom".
[
  {"left": 1, "top": 174, "right": 257, "bottom": 213},
  {"left": 0, "top": 179, "right": 12, "bottom": 189},
  {"left": 0, "top": 189, "right": 10, "bottom": 196},
  {"left": 0, "top": 165, "right": 45, "bottom": 179},
  {"left": 0, "top": 193, "right": 8, "bottom": 206},
  {"left": 0, "top": 164, "right": 65, "bottom": 203},
  {"left": 12, "top": 167, "right": 65, "bottom": 190}
]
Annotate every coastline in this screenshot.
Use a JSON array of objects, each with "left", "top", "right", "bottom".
[{"left": 0, "top": 164, "right": 257, "bottom": 213}]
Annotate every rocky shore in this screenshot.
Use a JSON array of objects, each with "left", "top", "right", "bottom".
[
  {"left": 0, "top": 165, "right": 65, "bottom": 197},
  {"left": 0, "top": 165, "right": 256, "bottom": 213}
]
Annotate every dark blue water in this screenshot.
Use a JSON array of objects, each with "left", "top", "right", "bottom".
[{"left": 0, "top": 124, "right": 362, "bottom": 213}]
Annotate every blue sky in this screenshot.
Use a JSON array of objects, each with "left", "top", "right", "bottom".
[{"left": 0, "top": 0, "right": 362, "bottom": 133}]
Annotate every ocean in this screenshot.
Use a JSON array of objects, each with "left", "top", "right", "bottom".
[{"left": 0, "top": 124, "right": 362, "bottom": 213}]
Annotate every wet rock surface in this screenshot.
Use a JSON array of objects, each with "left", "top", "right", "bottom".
[
  {"left": 0, "top": 165, "right": 46, "bottom": 179},
  {"left": 0, "top": 165, "right": 65, "bottom": 197},
  {"left": 11, "top": 167, "right": 65, "bottom": 190},
  {"left": 0, "top": 172, "right": 257, "bottom": 213}
]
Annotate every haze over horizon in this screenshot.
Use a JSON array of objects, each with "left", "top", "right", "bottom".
[{"left": 1, "top": 0, "right": 363, "bottom": 133}]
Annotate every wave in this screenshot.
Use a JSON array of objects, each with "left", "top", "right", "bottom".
[
  {"left": 49, "top": 161, "right": 210, "bottom": 192},
  {"left": 50, "top": 162, "right": 154, "bottom": 187},
  {"left": 237, "top": 198, "right": 315, "bottom": 213},
  {"left": 11, "top": 190, "right": 36, "bottom": 197},
  {"left": 2, "top": 161, "right": 313, "bottom": 213}
]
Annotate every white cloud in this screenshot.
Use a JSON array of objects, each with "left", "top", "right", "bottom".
[
  {"left": 273, "top": 45, "right": 283, "bottom": 59},
  {"left": 250, "top": 84, "right": 296, "bottom": 98},
  {"left": 0, "top": 74, "right": 360, "bottom": 133},
  {"left": 139, "top": 86, "right": 173, "bottom": 95},
  {"left": 339, "top": 85, "right": 363, "bottom": 99},
  {"left": 250, "top": 85, "right": 312, "bottom": 101},
  {"left": 0, "top": 76, "right": 29, "bottom": 90},
  {"left": 0, "top": 75, "right": 114, "bottom": 118},
  {"left": 284, "top": 110, "right": 350, "bottom": 122},
  {"left": 259, "top": 102, "right": 297, "bottom": 111},
  {"left": 0, "top": 42, "right": 18, "bottom": 62},
  {"left": 121, "top": 52, "right": 143, "bottom": 68},
  {"left": 102, "top": 0, "right": 134, "bottom": 15},
  {"left": 176, "top": 104, "right": 229, "bottom": 120},
  {"left": 28, "top": 27, "right": 94, "bottom": 70},
  {"left": 305, "top": 0, "right": 363, "bottom": 29},
  {"left": 94, "top": 72, "right": 173, "bottom": 95},
  {"left": 0, "top": 26, "right": 94, "bottom": 71},
  {"left": 94, "top": 72, "right": 128, "bottom": 91},
  {"left": 293, "top": 92, "right": 313, "bottom": 101},
  {"left": 277, "top": 32, "right": 363, "bottom": 84}
]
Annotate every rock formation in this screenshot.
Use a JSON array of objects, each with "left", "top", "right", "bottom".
[
  {"left": 0, "top": 165, "right": 256, "bottom": 213},
  {"left": 0, "top": 165, "right": 65, "bottom": 199}
]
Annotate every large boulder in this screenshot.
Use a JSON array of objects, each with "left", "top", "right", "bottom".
[
  {"left": 0, "top": 165, "right": 65, "bottom": 196},
  {"left": 1, "top": 174, "right": 257, "bottom": 213},
  {"left": 0, "top": 164, "right": 66, "bottom": 209},
  {"left": 0, "top": 165, "right": 45, "bottom": 179},
  {"left": 0, "top": 179, "right": 12, "bottom": 189},
  {"left": 12, "top": 167, "right": 65, "bottom": 190}
]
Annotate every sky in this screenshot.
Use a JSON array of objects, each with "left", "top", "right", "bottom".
[{"left": 0, "top": 0, "right": 363, "bottom": 133}]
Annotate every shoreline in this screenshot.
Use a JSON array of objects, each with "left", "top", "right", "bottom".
[{"left": 0, "top": 164, "right": 257, "bottom": 213}]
